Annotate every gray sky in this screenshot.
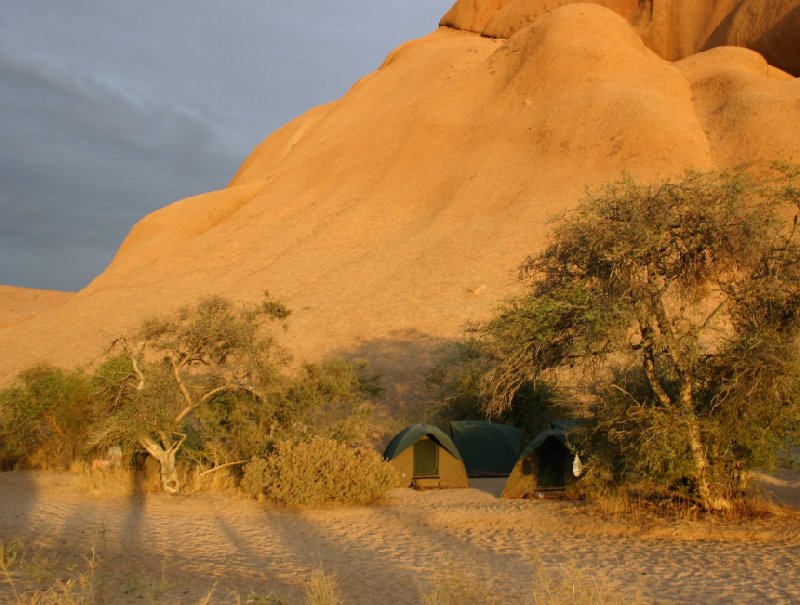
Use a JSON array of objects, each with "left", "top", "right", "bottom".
[{"left": 0, "top": 0, "right": 454, "bottom": 291}]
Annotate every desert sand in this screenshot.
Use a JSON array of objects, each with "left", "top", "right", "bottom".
[
  {"left": 1, "top": 2, "right": 799, "bottom": 408},
  {"left": 1, "top": 471, "right": 800, "bottom": 604}
]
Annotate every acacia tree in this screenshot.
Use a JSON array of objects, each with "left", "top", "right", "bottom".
[
  {"left": 481, "top": 167, "right": 800, "bottom": 510},
  {"left": 92, "top": 292, "right": 291, "bottom": 493}
]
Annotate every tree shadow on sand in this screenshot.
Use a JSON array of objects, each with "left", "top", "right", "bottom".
[{"left": 0, "top": 470, "right": 39, "bottom": 545}]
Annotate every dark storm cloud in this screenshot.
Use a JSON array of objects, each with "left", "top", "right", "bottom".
[
  {"left": 0, "top": 1, "right": 454, "bottom": 291},
  {"left": 0, "top": 45, "right": 246, "bottom": 290}
]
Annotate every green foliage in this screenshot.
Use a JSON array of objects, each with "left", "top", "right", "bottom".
[
  {"left": 281, "top": 360, "right": 382, "bottom": 446},
  {"left": 183, "top": 359, "right": 381, "bottom": 472},
  {"left": 425, "top": 339, "right": 490, "bottom": 421},
  {"left": 0, "top": 364, "right": 94, "bottom": 469},
  {"left": 88, "top": 292, "right": 295, "bottom": 490},
  {"left": 90, "top": 353, "right": 177, "bottom": 453},
  {"left": 241, "top": 436, "right": 398, "bottom": 506},
  {"left": 478, "top": 166, "right": 800, "bottom": 507},
  {"left": 424, "top": 339, "right": 556, "bottom": 438},
  {"left": 584, "top": 372, "right": 697, "bottom": 492}
]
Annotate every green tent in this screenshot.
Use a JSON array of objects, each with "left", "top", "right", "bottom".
[
  {"left": 448, "top": 420, "right": 523, "bottom": 477},
  {"left": 502, "top": 429, "right": 581, "bottom": 498},
  {"left": 383, "top": 424, "right": 469, "bottom": 489}
]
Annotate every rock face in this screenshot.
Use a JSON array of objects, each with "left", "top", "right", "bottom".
[
  {"left": 441, "top": 0, "right": 800, "bottom": 75},
  {"left": 1, "top": 2, "right": 799, "bottom": 407},
  {"left": 0, "top": 287, "right": 72, "bottom": 330}
]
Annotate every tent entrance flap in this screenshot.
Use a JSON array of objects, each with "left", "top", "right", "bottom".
[
  {"left": 413, "top": 438, "right": 439, "bottom": 477},
  {"left": 537, "top": 437, "right": 566, "bottom": 488}
]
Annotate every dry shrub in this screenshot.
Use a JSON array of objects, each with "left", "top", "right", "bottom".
[
  {"left": 241, "top": 437, "right": 397, "bottom": 506},
  {"left": 718, "top": 493, "right": 786, "bottom": 520},
  {"left": 304, "top": 569, "right": 343, "bottom": 605},
  {"left": 0, "top": 364, "right": 94, "bottom": 471}
]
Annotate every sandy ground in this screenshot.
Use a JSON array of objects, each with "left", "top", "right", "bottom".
[{"left": 1, "top": 472, "right": 800, "bottom": 604}]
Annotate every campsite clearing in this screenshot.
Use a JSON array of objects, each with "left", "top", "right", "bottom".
[{"left": 1, "top": 472, "right": 799, "bottom": 604}]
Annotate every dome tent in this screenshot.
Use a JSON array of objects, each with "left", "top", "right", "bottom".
[
  {"left": 383, "top": 424, "right": 469, "bottom": 489},
  {"left": 501, "top": 429, "right": 581, "bottom": 499},
  {"left": 448, "top": 420, "right": 523, "bottom": 477}
]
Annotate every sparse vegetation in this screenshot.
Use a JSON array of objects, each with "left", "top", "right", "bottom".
[
  {"left": 0, "top": 293, "right": 384, "bottom": 498},
  {"left": 421, "top": 557, "right": 644, "bottom": 605},
  {"left": 0, "top": 540, "right": 102, "bottom": 605},
  {"left": 1, "top": 538, "right": 352, "bottom": 605}
]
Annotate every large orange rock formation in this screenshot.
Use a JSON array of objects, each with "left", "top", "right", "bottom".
[
  {"left": 442, "top": 0, "right": 800, "bottom": 75},
  {"left": 2, "top": 2, "right": 799, "bottom": 407}
]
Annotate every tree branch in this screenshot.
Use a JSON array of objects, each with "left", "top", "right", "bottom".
[
  {"left": 169, "top": 432, "right": 187, "bottom": 454},
  {"left": 110, "top": 336, "right": 146, "bottom": 391},
  {"left": 640, "top": 321, "right": 673, "bottom": 408},
  {"left": 139, "top": 435, "right": 165, "bottom": 458},
  {"left": 200, "top": 383, "right": 263, "bottom": 404},
  {"left": 198, "top": 459, "right": 250, "bottom": 476},
  {"left": 170, "top": 354, "right": 196, "bottom": 423}
]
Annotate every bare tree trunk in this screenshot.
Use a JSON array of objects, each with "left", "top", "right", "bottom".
[
  {"left": 640, "top": 314, "right": 730, "bottom": 511},
  {"left": 139, "top": 434, "right": 185, "bottom": 494},
  {"left": 679, "top": 381, "right": 730, "bottom": 511},
  {"left": 646, "top": 296, "right": 732, "bottom": 511}
]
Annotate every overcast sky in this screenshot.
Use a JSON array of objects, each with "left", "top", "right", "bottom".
[{"left": 0, "top": 1, "right": 454, "bottom": 291}]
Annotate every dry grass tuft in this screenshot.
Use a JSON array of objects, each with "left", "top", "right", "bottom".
[
  {"left": 528, "top": 558, "right": 643, "bottom": 605},
  {"left": 303, "top": 569, "right": 343, "bottom": 605},
  {"left": 183, "top": 464, "right": 240, "bottom": 495},
  {"left": 581, "top": 478, "right": 791, "bottom": 525},
  {"left": 1, "top": 538, "right": 333, "bottom": 605},
  {"left": 76, "top": 463, "right": 160, "bottom": 497},
  {"left": 421, "top": 556, "right": 645, "bottom": 605},
  {"left": 422, "top": 566, "right": 503, "bottom": 605},
  {"left": 0, "top": 541, "right": 103, "bottom": 605}
]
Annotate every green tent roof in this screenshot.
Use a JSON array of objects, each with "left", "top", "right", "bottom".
[
  {"left": 449, "top": 420, "right": 523, "bottom": 476},
  {"left": 519, "top": 429, "right": 569, "bottom": 460},
  {"left": 383, "top": 424, "right": 463, "bottom": 461}
]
